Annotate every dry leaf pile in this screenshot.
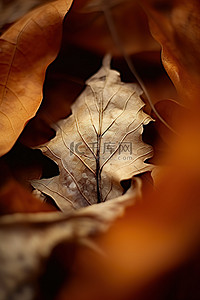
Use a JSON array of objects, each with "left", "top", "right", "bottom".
[{"left": 0, "top": 0, "right": 200, "bottom": 300}]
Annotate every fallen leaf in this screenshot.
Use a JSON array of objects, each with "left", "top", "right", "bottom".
[
  {"left": 32, "top": 56, "right": 153, "bottom": 212},
  {"left": 0, "top": 0, "right": 73, "bottom": 156}
]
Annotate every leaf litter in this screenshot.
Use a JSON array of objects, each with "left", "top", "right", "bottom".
[{"left": 1, "top": 1, "right": 200, "bottom": 299}]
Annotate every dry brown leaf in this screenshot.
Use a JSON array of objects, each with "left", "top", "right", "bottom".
[
  {"left": 32, "top": 56, "right": 153, "bottom": 212},
  {"left": 0, "top": 0, "right": 73, "bottom": 156},
  {"left": 140, "top": 0, "right": 200, "bottom": 104},
  {"left": 0, "top": 177, "right": 141, "bottom": 300}
]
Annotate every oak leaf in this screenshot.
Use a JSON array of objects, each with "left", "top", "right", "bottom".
[
  {"left": 32, "top": 56, "right": 153, "bottom": 212},
  {"left": 0, "top": 0, "right": 73, "bottom": 156}
]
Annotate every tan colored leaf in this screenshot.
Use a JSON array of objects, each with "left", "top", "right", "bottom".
[
  {"left": 0, "top": 177, "right": 141, "bottom": 300},
  {"left": 32, "top": 56, "right": 153, "bottom": 212},
  {"left": 0, "top": 0, "right": 73, "bottom": 156}
]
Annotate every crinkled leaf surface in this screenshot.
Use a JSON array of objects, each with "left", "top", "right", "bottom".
[
  {"left": 0, "top": 0, "right": 73, "bottom": 156},
  {"left": 32, "top": 56, "right": 153, "bottom": 212}
]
